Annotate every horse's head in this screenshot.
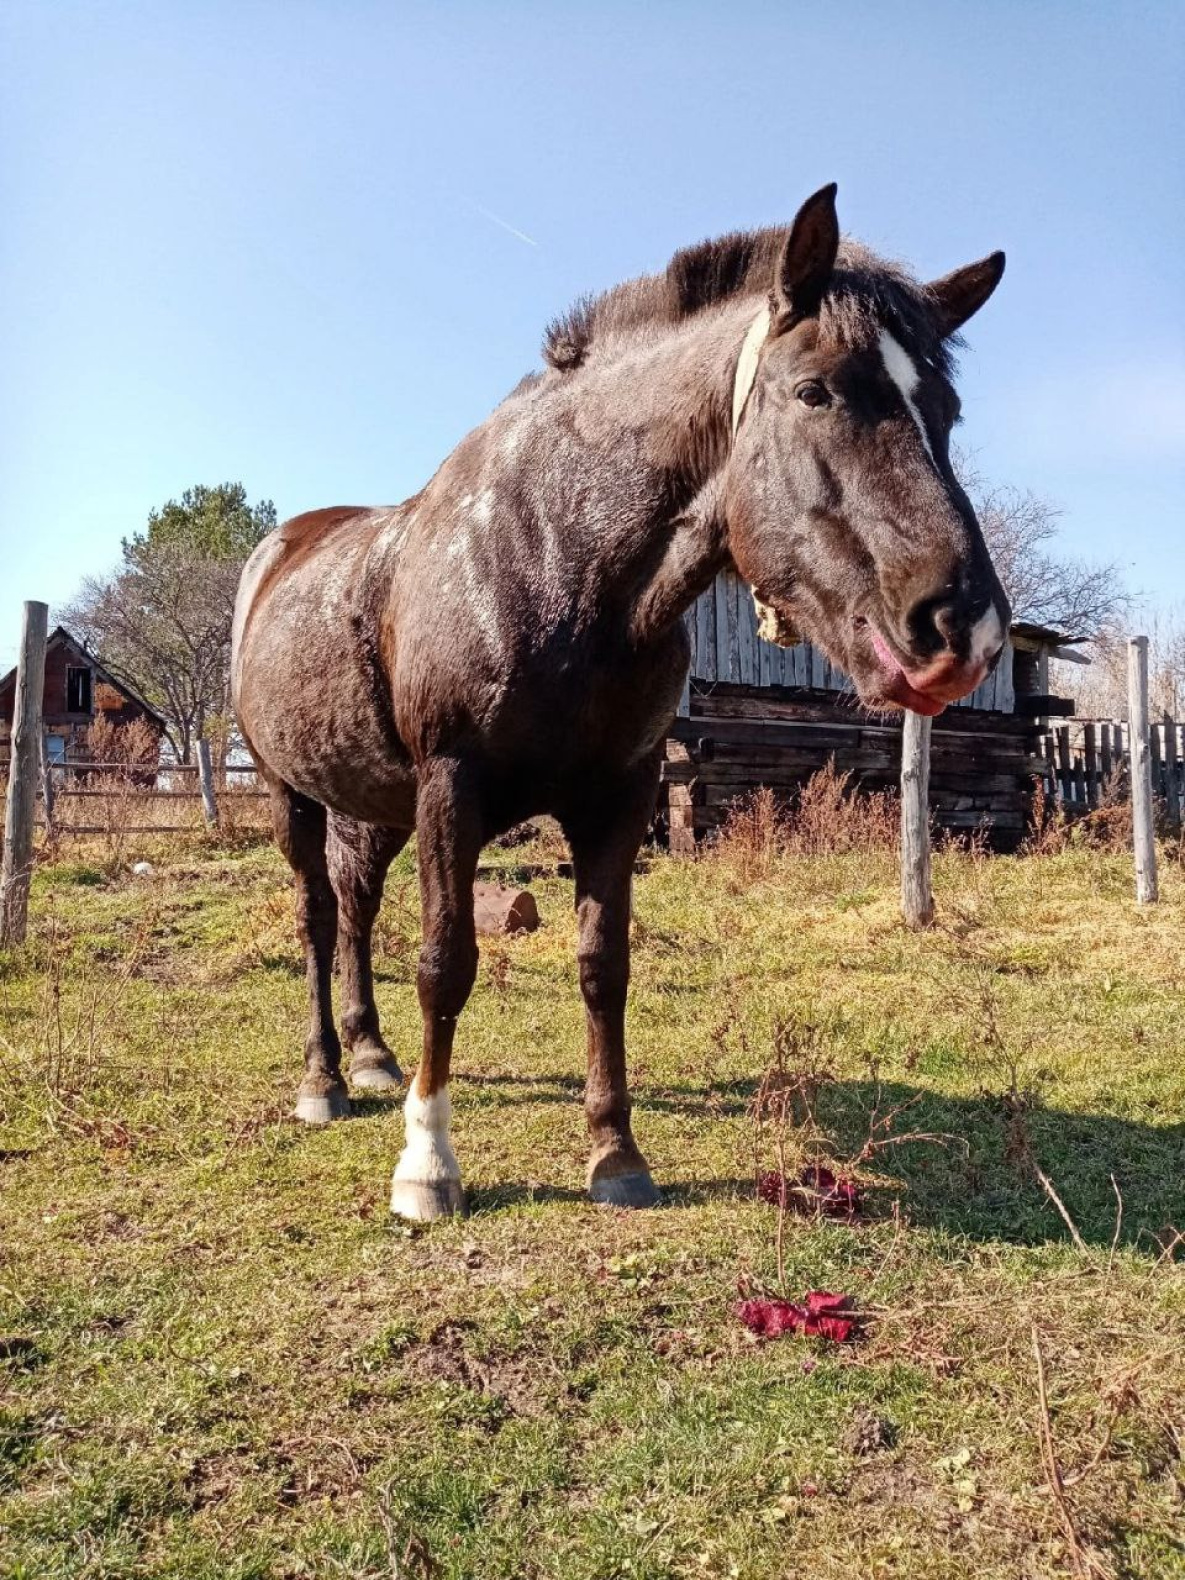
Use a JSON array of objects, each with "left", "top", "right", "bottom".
[{"left": 725, "top": 184, "right": 1009, "bottom": 715}]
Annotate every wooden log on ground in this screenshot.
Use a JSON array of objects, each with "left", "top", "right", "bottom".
[
  {"left": 473, "top": 882, "right": 540, "bottom": 936},
  {"left": 1, "top": 602, "right": 49, "bottom": 945},
  {"left": 1128, "top": 637, "right": 1158, "bottom": 904},
  {"left": 900, "top": 711, "right": 933, "bottom": 928}
]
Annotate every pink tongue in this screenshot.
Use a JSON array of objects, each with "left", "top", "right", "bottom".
[{"left": 870, "top": 628, "right": 903, "bottom": 676}]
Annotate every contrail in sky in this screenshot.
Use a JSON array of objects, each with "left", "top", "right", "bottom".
[{"left": 473, "top": 203, "right": 538, "bottom": 247}]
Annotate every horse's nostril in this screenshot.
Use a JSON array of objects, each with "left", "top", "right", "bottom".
[
  {"left": 902, "top": 594, "right": 1002, "bottom": 669},
  {"left": 904, "top": 594, "right": 953, "bottom": 658}
]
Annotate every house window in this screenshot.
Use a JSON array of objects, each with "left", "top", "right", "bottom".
[
  {"left": 45, "top": 734, "right": 66, "bottom": 762},
  {"left": 66, "top": 666, "right": 93, "bottom": 713}
]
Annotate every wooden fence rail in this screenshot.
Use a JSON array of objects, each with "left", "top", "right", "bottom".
[
  {"left": 1040, "top": 713, "right": 1183, "bottom": 829},
  {"left": 0, "top": 757, "right": 271, "bottom": 838}
]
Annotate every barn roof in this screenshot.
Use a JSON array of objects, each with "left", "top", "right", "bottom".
[
  {"left": 1009, "top": 620, "right": 1092, "bottom": 665},
  {"left": 1009, "top": 620, "right": 1089, "bottom": 649},
  {"left": 0, "top": 625, "right": 170, "bottom": 726}
]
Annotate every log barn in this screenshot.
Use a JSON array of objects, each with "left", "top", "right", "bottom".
[
  {"left": 0, "top": 626, "right": 166, "bottom": 772},
  {"left": 660, "top": 572, "right": 1083, "bottom": 852}
]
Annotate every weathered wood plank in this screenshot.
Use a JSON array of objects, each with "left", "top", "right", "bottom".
[
  {"left": 1149, "top": 719, "right": 1163, "bottom": 801},
  {"left": 810, "top": 642, "right": 826, "bottom": 689},
  {"left": 737, "top": 582, "right": 756, "bottom": 684},
  {"left": 696, "top": 587, "right": 716, "bottom": 681},
  {"left": 726, "top": 574, "right": 741, "bottom": 682},
  {"left": 714, "top": 576, "right": 730, "bottom": 686},
  {"left": 1083, "top": 722, "right": 1099, "bottom": 809},
  {"left": 997, "top": 640, "right": 1016, "bottom": 714},
  {"left": 1056, "top": 726, "right": 1073, "bottom": 805},
  {"left": 1163, "top": 714, "right": 1181, "bottom": 830}
]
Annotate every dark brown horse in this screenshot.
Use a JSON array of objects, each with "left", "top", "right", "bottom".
[{"left": 232, "top": 185, "right": 1009, "bottom": 1220}]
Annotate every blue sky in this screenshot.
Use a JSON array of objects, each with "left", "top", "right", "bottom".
[{"left": 2, "top": 0, "right": 1182, "bottom": 668}]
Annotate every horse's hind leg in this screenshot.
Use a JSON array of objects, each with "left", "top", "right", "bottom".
[
  {"left": 326, "top": 814, "right": 409, "bottom": 1092},
  {"left": 389, "top": 759, "right": 483, "bottom": 1221},
  {"left": 269, "top": 783, "right": 350, "bottom": 1123},
  {"left": 562, "top": 757, "right": 663, "bottom": 1208}
]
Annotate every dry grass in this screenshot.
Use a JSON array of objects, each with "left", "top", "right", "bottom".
[{"left": 713, "top": 762, "right": 899, "bottom": 886}]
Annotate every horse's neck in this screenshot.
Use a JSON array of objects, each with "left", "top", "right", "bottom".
[{"left": 586, "top": 303, "right": 753, "bottom": 641}]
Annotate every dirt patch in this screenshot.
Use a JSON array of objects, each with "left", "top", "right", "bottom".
[
  {"left": 842, "top": 1405, "right": 897, "bottom": 1456},
  {"left": 185, "top": 1448, "right": 261, "bottom": 1511},
  {"left": 404, "top": 1321, "right": 551, "bottom": 1421}
]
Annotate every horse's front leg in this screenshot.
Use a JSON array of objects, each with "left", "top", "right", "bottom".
[
  {"left": 389, "top": 759, "right": 483, "bottom": 1221},
  {"left": 564, "top": 759, "right": 663, "bottom": 1208}
]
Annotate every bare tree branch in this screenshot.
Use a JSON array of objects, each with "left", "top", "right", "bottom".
[{"left": 958, "top": 456, "right": 1133, "bottom": 637}]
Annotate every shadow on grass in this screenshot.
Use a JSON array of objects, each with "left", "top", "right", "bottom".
[
  {"left": 467, "top": 1181, "right": 586, "bottom": 1212},
  {"left": 462, "top": 1071, "right": 753, "bottom": 1118},
  {"left": 822, "top": 1080, "right": 1184, "bottom": 1253},
  {"left": 466, "top": 1177, "right": 755, "bottom": 1214},
  {"left": 458, "top": 1072, "right": 1184, "bottom": 1251}
]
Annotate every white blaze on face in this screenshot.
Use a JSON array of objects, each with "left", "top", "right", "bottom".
[
  {"left": 877, "top": 330, "right": 1006, "bottom": 669},
  {"left": 969, "top": 602, "right": 1005, "bottom": 668},
  {"left": 392, "top": 1086, "right": 460, "bottom": 1185},
  {"left": 877, "top": 329, "right": 939, "bottom": 472}
]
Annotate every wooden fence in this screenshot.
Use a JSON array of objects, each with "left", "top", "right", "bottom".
[
  {"left": 1039, "top": 715, "right": 1183, "bottom": 826},
  {"left": 31, "top": 760, "right": 270, "bottom": 836}
]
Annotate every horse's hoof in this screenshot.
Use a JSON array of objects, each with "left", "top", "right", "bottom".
[
  {"left": 588, "top": 1170, "right": 663, "bottom": 1209},
  {"left": 349, "top": 1055, "right": 404, "bottom": 1091},
  {"left": 293, "top": 1086, "right": 352, "bottom": 1124},
  {"left": 390, "top": 1178, "right": 467, "bottom": 1222}
]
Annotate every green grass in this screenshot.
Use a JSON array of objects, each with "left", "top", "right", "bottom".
[{"left": 1, "top": 832, "right": 1183, "bottom": 1578}]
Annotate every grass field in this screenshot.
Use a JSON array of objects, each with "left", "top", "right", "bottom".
[{"left": 1, "top": 825, "right": 1183, "bottom": 1579}]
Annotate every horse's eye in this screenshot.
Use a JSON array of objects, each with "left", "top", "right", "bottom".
[{"left": 795, "top": 380, "right": 830, "bottom": 408}]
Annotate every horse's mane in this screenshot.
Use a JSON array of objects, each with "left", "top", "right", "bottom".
[{"left": 543, "top": 227, "right": 954, "bottom": 376}]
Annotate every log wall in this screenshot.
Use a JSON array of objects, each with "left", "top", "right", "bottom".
[{"left": 661, "top": 682, "right": 1045, "bottom": 853}]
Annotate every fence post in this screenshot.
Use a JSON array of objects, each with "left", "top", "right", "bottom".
[
  {"left": 900, "top": 709, "right": 933, "bottom": 928},
  {"left": 1083, "top": 722, "right": 1098, "bottom": 809},
  {"left": 1043, "top": 733, "right": 1058, "bottom": 804},
  {"left": 1, "top": 601, "right": 49, "bottom": 945},
  {"left": 1128, "top": 637, "right": 1158, "bottom": 904},
  {"left": 1056, "top": 726, "right": 1073, "bottom": 806},
  {"left": 196, "top": 738, "right": 219, "bottom": 828}
]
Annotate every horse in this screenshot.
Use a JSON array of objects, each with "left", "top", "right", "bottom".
[{"left": 231, "top": 183, "right": 1010, "bottom": 1221}]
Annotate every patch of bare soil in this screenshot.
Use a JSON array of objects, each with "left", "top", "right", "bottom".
[{"left": 404, "top": 1321, "right": 551, "bottom": 1422}]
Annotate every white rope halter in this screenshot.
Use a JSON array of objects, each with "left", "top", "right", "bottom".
[
  {"left": 730, "top": 305, "right": 772, "bottom": 439},
  {"left": 729, "top": 304, "right": 801, "bottom": 647}
]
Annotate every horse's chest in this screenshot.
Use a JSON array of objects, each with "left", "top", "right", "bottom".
[{"left": 493, "top": 633, "right": 686, "bottom": 780}]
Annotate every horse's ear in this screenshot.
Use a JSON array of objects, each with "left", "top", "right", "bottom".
[
  {"left": 927, "top": 251, "right": 1006, "bottom": 337},
  {"left": 771, "top": 183, "right": 840, "bottom": 329}
]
